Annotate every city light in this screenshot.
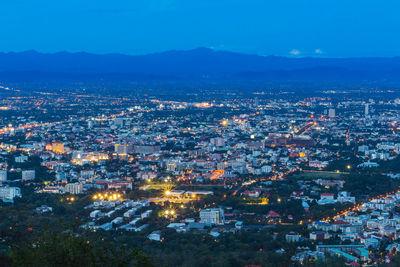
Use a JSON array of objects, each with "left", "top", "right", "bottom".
[
  {"left": 66, "top": 197, "right": 75, "bottom": 202},
  {"left": 163, "top": 209, "right": 176, "bottom": 217},
  {"left": 92, "top": 192, "right": 122, "bottom": 201},
  {"left": 2, "top": 63, "right": 399, "bottom": 266}
]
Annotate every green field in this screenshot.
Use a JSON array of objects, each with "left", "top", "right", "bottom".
[
  {"left": 140, "top": 183, "right": 172, "bottom": 190},
  {"left": 292, "top": 171, "right": 348, "bottom": 180}
]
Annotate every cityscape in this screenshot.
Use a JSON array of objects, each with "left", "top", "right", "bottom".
[
  {"left": 2, "top": 0, "right": 400, "bottom": 266},
  {"left": 1, "top": 88, "right": 400, "bottom": 266}
]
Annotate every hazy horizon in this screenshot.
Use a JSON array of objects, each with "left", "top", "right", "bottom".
[
  {"left": 3, "top": 47, "right": 400, "bottom": 59},
  {"left": 1, "top": 0, "right": 400, "bottom": 57}
]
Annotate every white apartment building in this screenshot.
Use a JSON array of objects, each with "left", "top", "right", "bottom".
[
  {"left": 200, "top": 208, "right": 225, "bottom": 225},
  {"left": 0, "top": 186, "right": 21, "bottom": 201},
  {"left": 64, "top": 183, "right": 83, "bottom": 194}
]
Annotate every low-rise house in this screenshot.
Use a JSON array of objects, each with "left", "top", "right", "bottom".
[
  {"left": 99, "top": 222, "right": 113, "bottom": 231},
  {"left": 147, "top": 230, "right": 162, "bottom": 241},
  {"left": 111, "top": 217, "right": 123, "bottom": 225}
]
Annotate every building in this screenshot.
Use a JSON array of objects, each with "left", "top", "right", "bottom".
[
  {"left": 337, "top": 192, "right": 356, "bottom": 204},
  {"left": 364, "top": 238, "right": 379, "bottom": 249},
  {"left": 365, "top": 103, "right": 369, "bottom": 116},
  {"left": 286, "top": 232, "right": 300, "bottom": 242},
  {"left": 200, "top": 208, "right": 225, "bottom": 225},
  {"left": 261, "top": 165, "right": 273, "bottom": 173},
  {"left": 99, "top": 222, "right": 113, "bottom": 231},
  {"left": 210, "top": 137, "right": 225, "bottom": 147},
  {"left": 114, "top": 118, "right": 124, "bottom": 127},
  {"left": 141, "top": 210, "right": 152, "bottom": 219},
  {"left": 328, "top": 108, "right": 335, "bottom": 118},
  {"left": 90, "top": 210, "right": 102, "bottom": 218},
  {"left": 36, "top": 205, "right": 53, "bottom": 213},
  {"left": 52, "top": 142, "right": 65, "bottom": 153},
  {"left": 167, "top": 162, "right": 176, "bottom": 172},
  {"left": 88, "top": 120, "right": 94, "bottom": 129},
  {"left": 111, "top": 217, "right": 123, "bottom": 225},
  {"left": 15, "top": 155, "right": 28, "bottom": 163},
  {"left": 316, "top": 244, "right": 364, "bottom": 253},
  {"left": 310, "top": 231, "right": 330, "bottom": 241},
  {"left": 358, "top": 161, "right": 379, "bottom": 168},
  {"left": 316, "top": 245, "right": 368, "bottom": 263},
  {"left": 241, "top": 189, "right": 261, "bottom": 198},
  {"left": 64, "top": 183, "right": 83, "bottom": 194},
  {"left": 114, "top": 144, "right": 132, "bottom": 155},
  {"left": 320, "top": 193, "right": 334, "bottom": 200},
  {"left": 0, "top": 170, "right": 7, "bottom": 182},
  {"left": 235, "top": 221, "right": 243, "bottom": 229},
  {"left": 134, "top": 145, "right": 161, "bottom": 154},
  {"left": 22, "top": 170, "right": 35, "bottom": 181},
  {"left": 147, "top": 230, "right": 162, "bottom": 241},
  {"left": 80, "top": 170, "right": 95, "bottom": 179},
  {"left": 0, "top": 186, "right": 21, "bottom": 201},
  {"left": 309, "top": 161, "right": 328, "bottom": 168}
]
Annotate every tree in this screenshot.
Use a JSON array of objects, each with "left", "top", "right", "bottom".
[{"left": 9, "top": 231, "right": 154, "bottom": 267}]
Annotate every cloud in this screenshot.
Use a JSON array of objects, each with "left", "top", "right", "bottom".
[
  {"left": 315, "top": 48, "right": 323, "bottom": 55},
  {"left": 290, "top": 49, "right": 300, "bottom": 56}
]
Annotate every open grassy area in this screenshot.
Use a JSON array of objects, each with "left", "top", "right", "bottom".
[
  {"left": 292, "top": 171, "right": 348, "bottom": 180},
  {"left": 140, "top": 183, "right": 173, "bottom": 190}
]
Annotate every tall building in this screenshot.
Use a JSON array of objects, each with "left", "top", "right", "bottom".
[
  {"left": 64, "top": 183, "right": 83, "bottom": 194},
  {"left": 365, "top": 104, "right": 369, "bottom": 116},
  {"left": 22, "top": 170, "right": 35, "bottom": 181},
  {"left": 328, "top": 108, "right": 335, "bottom": 118},
  {"left": 0, "top": 170, "right": 7, "bottom": 182},
  {"left": 0, "top": 186, "right": 21, "bottom": 201},
  {"left": 88, "top": 119, "right": 94, "bottom": 129},
  {"left": 200, "top": 208, "right": 225, "bottom": 225}
]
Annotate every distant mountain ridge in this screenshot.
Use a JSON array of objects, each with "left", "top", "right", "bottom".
[{"left": 1, "top": 48, "right": 400, "bottom": 86}]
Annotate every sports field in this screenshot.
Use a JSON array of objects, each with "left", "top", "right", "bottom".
[{"left": 293, "top": 171, "right": 348, "bottom": 180}]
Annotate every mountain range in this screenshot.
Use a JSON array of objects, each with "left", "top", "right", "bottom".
[{"left": 1, "top": 48, "right": 400, "bottom": 88}]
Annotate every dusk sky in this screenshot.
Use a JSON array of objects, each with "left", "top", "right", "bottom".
[{"left": 1, "top": 0, "right": 399, "bottom": 57}]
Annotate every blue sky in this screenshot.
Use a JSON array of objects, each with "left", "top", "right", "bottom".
[{"left": 0, "top": 0, "right": 399, "bottom": 57}]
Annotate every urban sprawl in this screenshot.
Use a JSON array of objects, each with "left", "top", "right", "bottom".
[{"left": 1, "top": 89, "right": 400, "bottom": 266}]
